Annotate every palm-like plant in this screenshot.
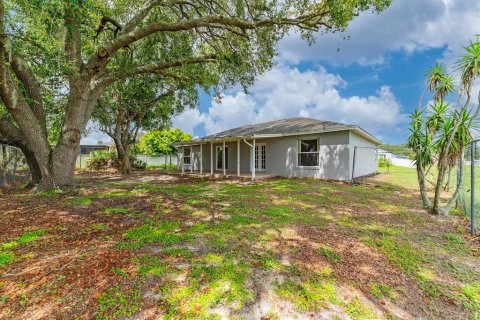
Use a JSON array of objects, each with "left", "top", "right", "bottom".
[
  {"left": 450, "top": 109, "right": 476, "bottom": 166},
  {"left": 434, "top": 115, "right": 455, "bottom": 153},
  {"left": 407, "top": 113, "right": 433, "bottom": 169},
  {"left": 407, "top": 109, "right": 433, "bottom": 209},
  {"left": 426, "top": 63, "right": 456, "bottom": 102},
  {"left": 442, "top": 108, "right": 477, "bottom": 211},
  {"left": 407, "top": 109, "right": 424, "bottom": 151},
  {"left": 410, "top": 38, "right": 480, "bottom": 215},
  {"left": 457, "top": 37, "right": 480, "bottom": 98},
  {"left": 435, "top": 74, "right": 456, "bottom": 102},
  {"left": 426, "top": 63, "right": 447, "bottom": 92},
  {"left": 426, "top": 101, "right": 448, "bottom": 135},
  {"left": 453, "top": 109, "right": 475, "bottom": 150},
  {"left": 432, "top": 37, "right": 480, "bottom": 214}
]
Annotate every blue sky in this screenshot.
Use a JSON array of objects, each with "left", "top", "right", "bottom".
[
  {"left": 83, "top": 0, "right": 480, "bottom": 145},
  {"left": 171, "top": 0, "right": 480, "bottom": 145},
  {"left": 180, "top": 48, "right": 445, "bottom": 144}
]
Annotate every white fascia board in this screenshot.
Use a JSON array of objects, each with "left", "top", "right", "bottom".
[
  {"left": 175, "top": 127, "right": 381, "bottom": 146},
  {"left": 351, "top": 127, "right": 382, "bottom": 145},
  {"left": 253, "top": 128, "right": 381, "bottom": 145},
  {"left": 173, "top": 136, "right": 251, "bottom": 146}
]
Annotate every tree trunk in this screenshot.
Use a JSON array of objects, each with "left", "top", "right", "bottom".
[
  {"left": 417, "top": 164, "right": 432, "bottom": 209},
  {"left": 114, "top": 139, "right": 132, "bottom": 174},
  {"left": 51, "top": 140, "right": 80, "bottom": 186},
  {"left": 1, "top": 144, "right": 6, "bottom": 163},
  {"left": 433, "top": 158, "right": 449, "bottom": 214},
  {"left": 442, "top": 150, "right": 465, "bottom": 215},
  {"left": 444, "top": 166, "right": 452, "bottom": 191},
  {"left": 118, "top": 151, "right": 132, "bottom": 174},
  {"left": 0, "top": 144, "right": 5, "bottom": 187},
  {"left": 22, "top": 148, "right": 42, "bottom": 188}
]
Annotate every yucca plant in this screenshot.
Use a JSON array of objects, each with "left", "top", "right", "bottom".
[
  {"left": 457, "top": 37, "right": 480, "bottom": 98},
  {"left": 432, "top": 38, "right": 480, "bottom": 214},
  {"left": 426, "top": 63, "right": 448, "bottom": 93},
  {"left": 442, "top": 109, "right": 476, "bottom": 212},
  {"left": 407, "top": 109, "right": 433, "bottom": 209},
  {"left": 426, "top": 63, "right": 456, "bottom": 102},
  {"left": 426, "top": 101, "right": 449, "bottom": 135},
  {"left": 410, "top": 37, "right": 480, "bottom": 216}
]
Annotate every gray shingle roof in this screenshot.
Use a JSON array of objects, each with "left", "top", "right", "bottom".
[
  {"left": 202, "top": 117, "right": 352, "bottom": 139},
  {"left": 176, "top": 117, "right": 381, "bottom": 145}
]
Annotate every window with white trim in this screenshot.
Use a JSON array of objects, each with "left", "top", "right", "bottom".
[
  {"left": 183, "top": 147, "right": 191, "bottom": 165},
  {"left": 298, "top": 139, "right": 319, "bottom": 166}
]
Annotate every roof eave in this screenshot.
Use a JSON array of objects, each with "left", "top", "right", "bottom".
[
  {"left": 351, "top": 126, "right": 383, "bottom": 145},
  {"left": 172, "top": 136, "right": 253, "bottom": 146},
  {"left": 173, "top": 127, "right": 382, "bottom": 146}
]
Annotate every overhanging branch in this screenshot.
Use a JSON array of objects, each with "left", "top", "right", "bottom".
[
  {"left": 86, "top": 10, "right": 330, "bottom": 74},
  {"left": 100, "top": 54, "right": 216, "bottom": 86},
  {"left": 10, "top": 56, "right": 47, "bottom": 133}
]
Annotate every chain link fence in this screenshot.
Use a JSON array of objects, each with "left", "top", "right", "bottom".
[
  {"left": 75, "top": 153, "right": 178, "bottom": 171},
  {"left": 378, "top": 145, "right": 415, "bottom": 168},
  {"left": 458, "top": 140, "right": 480, "bottom": 235},
  {"left": 0, "top": 144, "right": 28, "bottom": 187}
]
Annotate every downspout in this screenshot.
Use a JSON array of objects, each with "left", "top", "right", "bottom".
[
  {"left": 351, "top": 146, "right": 357, "bottom": 184},
  {"left": 243, "top": 139, "right": 253, "bottom": 148}
]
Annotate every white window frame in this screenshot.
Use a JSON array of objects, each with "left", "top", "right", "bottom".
[
  {"left": 183, "top": 146, "right": 191, "bottom": 165},
  {"left": 250, "top": 143, "right": 266, "bottom": 171},
  {"left": 297, "top": 139, "right": 320, "bottom": 168}
]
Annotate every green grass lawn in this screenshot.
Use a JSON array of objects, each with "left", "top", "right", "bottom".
[
  {"left": 378, "top": 165, "right": 419, "bottom": 189},
  {"left": 0, "top": 170, "right": 479, "bottom": 319},
  {"left": 379, "top": 164, "right": 480, "bottom": 228}
]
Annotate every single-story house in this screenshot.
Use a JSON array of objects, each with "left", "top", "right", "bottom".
[
  {"left": 79, "top": 144, "right": 110, "bottom": 155},
  {"left": 173, "top": 117, "right": 382, "bottom": 181}
]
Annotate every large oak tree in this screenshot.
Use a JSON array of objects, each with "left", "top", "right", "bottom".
[
  {"left": 0, "top": 0, "right": 391, "bottom": 189},
  {"left": 94, "top": 75, "right": 193, "bottom": 173}
]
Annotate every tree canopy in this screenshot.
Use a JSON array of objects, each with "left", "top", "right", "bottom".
[
  {"left": 93, "top": 74, "right": 194, "bottom": 172},
  {"left": 138, "top": 128, "right": 192, "bottom": 156},
  {"left": 0, "top": 0, "right": 392, "bottom": 189}
]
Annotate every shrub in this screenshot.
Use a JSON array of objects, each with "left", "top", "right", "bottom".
[
  {"left": 378, "top": 157, "right": 392, "bottom": 170},
  {"left": 86, "top": 150, "right": 147, "bottom": 171},
  {"left": 132, "top": 158, "right": 146, "bottom": 169},
  {"left": 86, "top": 150, "right": 118, "bottom": 171},
  {"left": 86, "top": 151, "right": 113, "bottom": 170}
]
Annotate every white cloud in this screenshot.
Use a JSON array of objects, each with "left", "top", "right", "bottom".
[
  {"left": 171, "top": 108, "right": 207, "bottom": 137},
  {"left": 172, "top": 65, "right": 408, "bottom": 140},
  {"left": 80, "top": 123, "right": 110, "bottom": 145},
  {"left": 279, "top": 0, "right": 480, "bottom": 66},
  {"left": 202, "top": 93, "right": 258, "bottom": 134},
  {"left": 80, "top": 133, "right": 110, "bottom": 145}
]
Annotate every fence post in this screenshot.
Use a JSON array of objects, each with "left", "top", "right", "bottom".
[
  {"left": 471, "top": 142, "right": 476, "bottom": 236},
  {"left": 169, "top": 154, "right": 172, "bottom": 170}
]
